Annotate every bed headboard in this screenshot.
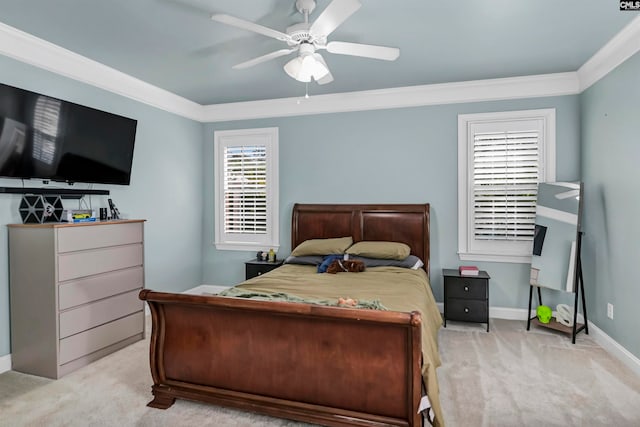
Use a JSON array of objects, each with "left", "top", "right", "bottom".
[{"left": 291, "top": 203, "right": 430, "bottom": 276}]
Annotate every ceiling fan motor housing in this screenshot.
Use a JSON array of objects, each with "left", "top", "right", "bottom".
[
  {"left": 286, "top": 23, "right": 313, "bottom": 45},
  {"left": 295, "top": 0, "right": 316, "bottom": 15}
]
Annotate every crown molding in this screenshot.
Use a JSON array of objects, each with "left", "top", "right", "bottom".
[
  {"left": 202, "top": 73, "right": 579, "bottom": 122},
  {"left": 0, "top": 22, "right": 204, "bottom": 121},
  {"left": 1, "top": 16, "right": 637, "bottom": 123},
  {"left": 578, "top": 15, "right": 640, "bottom": 92}
]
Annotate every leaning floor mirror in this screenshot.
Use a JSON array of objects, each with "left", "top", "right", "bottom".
[
  {"left": 527, "top": 181, "right": 587, "bottom": 343},
  {"left": 530, "top": 182, "right": 583, "bottom": 292}
]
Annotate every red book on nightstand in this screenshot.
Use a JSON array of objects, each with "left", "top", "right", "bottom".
[{"left": 459, "top": 266, "right": 479, "bottom": 276}]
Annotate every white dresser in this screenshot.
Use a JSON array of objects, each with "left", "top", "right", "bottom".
[{"left": 8, "top": 220, "right": 146, "bottom": 379}]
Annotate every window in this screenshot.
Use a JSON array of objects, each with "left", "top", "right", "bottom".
[
  {"left": 214, "top": 127, "right": 279, "bottom": 251},
  {"left": 458, "top": 109, "right": 555, "bottom": 263}
]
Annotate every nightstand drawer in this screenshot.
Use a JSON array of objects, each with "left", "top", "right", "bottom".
[
  {"left": 446, "top": 298, "right": 488, "bottom": 323},
  {"left": 245, "top": 261, "right": 282, "bottom": 280},
  {"left": 445, "top": 277, "right": 488, "bottom": 300}
]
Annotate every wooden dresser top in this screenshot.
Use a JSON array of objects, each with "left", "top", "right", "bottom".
[{"left": 7, "top": 219, "right": 146, "bottom": 228}]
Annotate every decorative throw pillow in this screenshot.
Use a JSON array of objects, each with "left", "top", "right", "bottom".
[
  {"left": 290, "top": 236, "right": 353, "bottom": 257},
  {"left": 345, "top": 241, "right": 411, "bottom": 260}
]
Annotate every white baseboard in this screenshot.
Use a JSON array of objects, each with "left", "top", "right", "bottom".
[
  {"left": 437, "top": 303, "right": 588, "bottom": 323},
  {"left": 0, "top": 353, "right": 11, "bottom": 374},
  {"left": 587, "top": 321, "right": 640, "bottom": 378}
]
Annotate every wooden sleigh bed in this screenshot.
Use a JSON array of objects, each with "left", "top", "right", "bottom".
[{"left": 140, "top": 203, "right": 443, "bottom": 427}]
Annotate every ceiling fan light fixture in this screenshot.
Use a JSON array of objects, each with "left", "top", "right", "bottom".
[
  {"left": 284, "top": 56, "right": 310, "bottom": 82},
  {"left": 284, "top": 49, "right": 329, "bottom": 83}
]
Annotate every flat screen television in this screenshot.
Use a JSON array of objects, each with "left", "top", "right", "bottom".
[{"left": 0, "top": 82, "right": 137, "bottom": 185}]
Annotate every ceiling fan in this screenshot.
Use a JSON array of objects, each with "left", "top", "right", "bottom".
[{"left": 211, "top": 0, "right": 400, "bottom": 85}]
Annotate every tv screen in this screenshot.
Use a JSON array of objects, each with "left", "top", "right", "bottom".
[{"left": 0, "top": 83, "right": 137, "bottom": 185}]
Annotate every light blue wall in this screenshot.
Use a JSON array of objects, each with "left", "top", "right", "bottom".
[
  {"left": 0, "top": 55, "right": 205, "bottom": 358},
  {"left": 202, "top": 95, "right": 581, "bottom": 310},
  {"left": 581, "top": 51, "right": 640, "bottom": 358}
]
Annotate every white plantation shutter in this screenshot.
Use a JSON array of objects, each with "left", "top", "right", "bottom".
[
  {"left": 473, "top": 130, "right": 539, "bottom": 241},
  {"left": 458, "top": 110, "right": 555, "bottom": 263},
  {"left": 224, "top": 145, "right": 267, "bottom": 234},
  {"left": 215, "top": 128, "right": 279, "bottom": 251}
]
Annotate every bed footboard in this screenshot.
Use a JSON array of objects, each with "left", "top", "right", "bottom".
[{"left": 140, "top": 290, "right": 424, "bottom": 427}]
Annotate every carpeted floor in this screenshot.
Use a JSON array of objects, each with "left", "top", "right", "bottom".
[
  {"left": 1, "top": 317, "right": 639, "bottom": 427},
  {"left": 438, "top": 319, "right": 640, "bottom": 427}
]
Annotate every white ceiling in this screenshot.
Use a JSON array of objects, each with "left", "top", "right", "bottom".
[{"left": 0, "top": 0, "right": 637, "bottom": 106}]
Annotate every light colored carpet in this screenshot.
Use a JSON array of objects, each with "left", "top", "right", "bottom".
[
  {"left": 1, "top": 318, "right": 639, "bottom": 427},
  {"left": 438, "top": 319, "right": 640, "bottom": 427}
]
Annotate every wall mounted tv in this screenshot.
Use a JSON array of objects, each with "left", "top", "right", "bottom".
[{"left": 0, "top": 82, "right": 137, "bottom": 185}]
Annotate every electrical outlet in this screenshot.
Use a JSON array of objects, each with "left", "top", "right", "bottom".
[{"left": 607, "top": 303, "right": 614, "bottom": 319}]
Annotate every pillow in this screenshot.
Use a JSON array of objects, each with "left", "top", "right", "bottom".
[
  {"left": 349, "top": 255, "right": 424, "bottom": 270},
  {"left": 290, "top": 236, "right": 353, "bottom": 257},
  {"left": 284, "top": 255, "right": 325, "bottom": 266},
  {"left": 345, "top": 241, "right": 411, "bottom": 260}
]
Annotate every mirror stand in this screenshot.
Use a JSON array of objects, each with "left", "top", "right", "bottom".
[{"left": 526, "top": 231, "right": 589, "bottom": 344}]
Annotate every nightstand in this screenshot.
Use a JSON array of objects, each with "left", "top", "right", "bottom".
[
  {"left": 245, "top": 259, "right": 283, "bottom": 280},
  {"left": 443, "top": 269, "right": 490, "bottom": 332}
]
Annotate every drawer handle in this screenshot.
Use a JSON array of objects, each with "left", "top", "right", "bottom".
[
  {"left": 464, "top": 286, "right": 469, "bottom": 292},
  {"left": 464, "top": 307, "right": 470, "bottom": 313},
  {"left": 257, "top": 272, "right": 262, "bottom": 276}
]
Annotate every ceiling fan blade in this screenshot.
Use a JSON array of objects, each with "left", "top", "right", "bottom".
[
  {"left": 211, "top": 14, "right": 291, "bottom": 42},
  {"left": 326, "top": 41, "right": 400, "bottom": 61},
  {"left": 233, "top": 48, "right": 297, "bottom": 69},
  {"left": 555, "top": 190, "right": 579, "bottom": 200},
  {"left": 309, "top": 0, "right": 361, "bottom": 37},
  {"left": 553, "top": 182, "right": 581, "bottom": 190}
]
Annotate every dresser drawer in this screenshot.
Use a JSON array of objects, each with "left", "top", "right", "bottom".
[
  {"left": 58, "top": 244, "right": 143, "bottom": 282},
  {"left": 445, "top": 276, "right": 488, "bottom": 300},
  {"left": 57, "top": 222, "right": 143, "bottom": 253},
  {"left": 59, "top": 266, "right": 144, "bottom": 310},
  {"left": 59, "top": 312, "right": 144, "bottom": 364},
  {"left": 446, "top": 298, "right": 488, "bottom": 323},
  {"left": 59, "top": 289, "right": 143, "bottom": 338}
]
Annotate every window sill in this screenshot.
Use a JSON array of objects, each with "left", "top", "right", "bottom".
[
  {"left": 215, "top": 242, "right": 280, "bottom": 252},
  {"left": 458, "top": 252, "right": 532, "bottom": 264}
]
